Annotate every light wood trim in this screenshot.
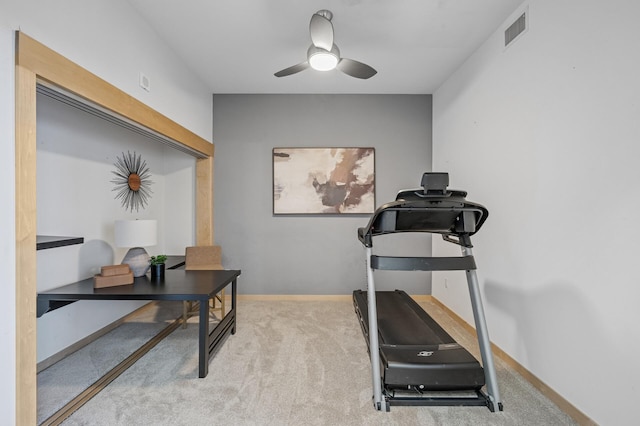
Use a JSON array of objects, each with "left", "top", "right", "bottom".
[
  {"left": 14, "top": 31, "right": 214, "bottom": 423},
  {"left": 237, "top": 295, "right": 353, "bottom": 302},
  {"left": 430, "top": 296, "right": 595, "bottom": 425},
  {"left": 15, "top": 62, "right": 38, "bottom": 426},
  {"left": 196, "top": 156, "right": 214, "bottom": 245},
  {"left": 408, "top": 294, "right": 432, "bottom": 302},
  {"left": 16, "top": 32, "right": 213, "bottom": 158}
]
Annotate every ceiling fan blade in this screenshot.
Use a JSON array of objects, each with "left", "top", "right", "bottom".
[
  {"left": 274, "top": 61, "right": 310, "bottom": 77},
  {"left": 337, "top": 58, "right": 377, "bottom": 79},
  {"left": 309, "top": 12, "right": 333, "bottom": 51}
]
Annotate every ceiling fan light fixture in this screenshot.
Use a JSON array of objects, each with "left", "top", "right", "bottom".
[
  {"left": 307, "top": 44, "right": 340, "bottom": 71},
  {"left": 309, "top": 52, "right": 338, "bottom": 71}
]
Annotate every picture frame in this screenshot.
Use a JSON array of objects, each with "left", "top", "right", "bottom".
[{"left": 273, "top": 147, "right": 375, "bottom": 215}]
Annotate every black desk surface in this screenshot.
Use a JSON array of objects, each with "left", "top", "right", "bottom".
[
  {"left": 165, "top": 255, "right": 186, "bottom": 269},
  {"left": 38, "top": 269, "right": 241, "bottom": 302}
]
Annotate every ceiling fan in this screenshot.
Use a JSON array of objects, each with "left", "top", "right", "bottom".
[{"left": 274, "top": 10, "right": 377, "bottom": 79}]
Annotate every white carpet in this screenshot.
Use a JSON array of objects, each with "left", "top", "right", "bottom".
[{"left": 40, "top": 299, "right": 576, "bottom": 425}]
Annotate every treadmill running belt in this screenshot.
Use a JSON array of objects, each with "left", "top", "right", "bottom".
[
  {"left": 376, "top": 290, "right": 455, "bottom": 346},
  {"left": 353, "top": 289, "right": 485, "bottom": 390}
]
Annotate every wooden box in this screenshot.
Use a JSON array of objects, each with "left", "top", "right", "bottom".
[
  {"left": 100, "top": 264, "right": 131, "bottom": 277},
  {"left": 94, "top": 271, "right": 134, "bottom": 288}
]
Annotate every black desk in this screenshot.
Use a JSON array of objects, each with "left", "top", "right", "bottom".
[{"left": 37, "top": 269, "right": 241, "bottom": 378}]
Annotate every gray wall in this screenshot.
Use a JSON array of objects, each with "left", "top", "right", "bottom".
[{"left": 213, "top": 95, "right": 432, "bottom": 295}]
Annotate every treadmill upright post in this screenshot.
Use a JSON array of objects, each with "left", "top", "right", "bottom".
[
  {"left": 463, "top": 246, "right": 503, "bottom": 411},
  {"left": 365, "top": 246, "right": 387, "bottom": 411}
]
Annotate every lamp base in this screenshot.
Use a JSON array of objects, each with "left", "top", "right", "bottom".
[{"left": 121, "top": 247, "right": 150, "bottom": 277}]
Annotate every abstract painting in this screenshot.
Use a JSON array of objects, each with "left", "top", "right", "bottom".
[{"left": 273, "top": 147, "right": 375, "bottom": 214}]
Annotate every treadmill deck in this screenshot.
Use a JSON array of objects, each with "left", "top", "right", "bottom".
[{"left": 353, "top": 290, "right": 485, "bottom": 391}]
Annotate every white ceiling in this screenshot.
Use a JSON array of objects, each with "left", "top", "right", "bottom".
[{"left": 126, "top": 0, "right": 523, "bottom": 94}]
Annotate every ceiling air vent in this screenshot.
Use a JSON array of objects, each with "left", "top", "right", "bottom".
[{"left": 505, "top": 11, "right": 527, "bottom": 47}]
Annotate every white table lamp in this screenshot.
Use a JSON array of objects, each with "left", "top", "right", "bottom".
[{"left": 114, "top": 219, "right": 157, "bottom": 277}]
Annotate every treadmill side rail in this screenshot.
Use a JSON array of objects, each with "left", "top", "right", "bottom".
[
  {"left": 463, "top": 246, "right": 503, "bottom": 410},
  {"left": 364, "top": 247, "right": 389, "bottom": 411}
]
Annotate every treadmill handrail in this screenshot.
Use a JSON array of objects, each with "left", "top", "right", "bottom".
[{"left": 370, "top": 255, "right": 477, "bottom": 271}]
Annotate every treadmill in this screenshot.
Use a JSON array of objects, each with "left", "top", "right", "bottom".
[{"left": 353, "top": 172, "right": 503, "bottom": 412}]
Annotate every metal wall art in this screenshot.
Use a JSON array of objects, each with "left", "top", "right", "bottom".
[
  {"left": 273, "top": 147, "right": 375, "bottom": 214},
  {"left": 111, "top": 151, "right": 153, "bottom": 212}
]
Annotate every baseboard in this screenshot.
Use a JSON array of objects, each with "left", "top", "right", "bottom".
[
  {"left": 408, "top": 294, "right": 432, "bottom": 302},
  {"left": 37, "top": 302, "right": 156, "bottom": 373},
  {"left": 236, "top": 294, "right": 432, "bottom": 302},
  {"left": 237, "top": 294, "right": 352, "bottom": 301},
  {"left": 428, "top": 296, "right": 596, "bottom": 426}
]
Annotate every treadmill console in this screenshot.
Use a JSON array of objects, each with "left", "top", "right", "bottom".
[{"left": 358, "top": 173, "right": 488, "bottom": 248}]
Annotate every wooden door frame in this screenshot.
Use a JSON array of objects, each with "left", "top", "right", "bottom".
[{"left": 15, "top": 31, "right": 214, "bottom": 424}]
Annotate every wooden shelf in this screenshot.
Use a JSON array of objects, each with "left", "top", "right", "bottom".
[{"left": 36, "top": 235, "right": 84, "bottom": 250}]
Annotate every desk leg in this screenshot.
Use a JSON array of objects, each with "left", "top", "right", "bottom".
[
  {"left": 198, "top": 298, "right": 209, "bottom": 378},
  {"left": 232, "top": 278, "right": 237, "bottom": 334}
]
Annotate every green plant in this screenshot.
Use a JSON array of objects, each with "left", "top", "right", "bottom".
[{"left": 149, "top": 254, "right": 167, "bottom": 265}]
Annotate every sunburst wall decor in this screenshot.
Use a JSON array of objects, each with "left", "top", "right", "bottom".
[{"left": 111, "top": 151, "right": 154, "bottom": 212}]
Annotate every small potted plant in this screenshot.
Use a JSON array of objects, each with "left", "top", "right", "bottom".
[{"left": 149, "top": 254, "right": 167, "bottom": 279}]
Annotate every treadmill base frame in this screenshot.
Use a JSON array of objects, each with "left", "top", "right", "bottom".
[{"left": 377, "top": 388, "right": 502, "bottom": 412}]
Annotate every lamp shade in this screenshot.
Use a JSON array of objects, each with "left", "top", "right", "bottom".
[{"left": 114, "top": 219, "right": 157, "bottom": 248}]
